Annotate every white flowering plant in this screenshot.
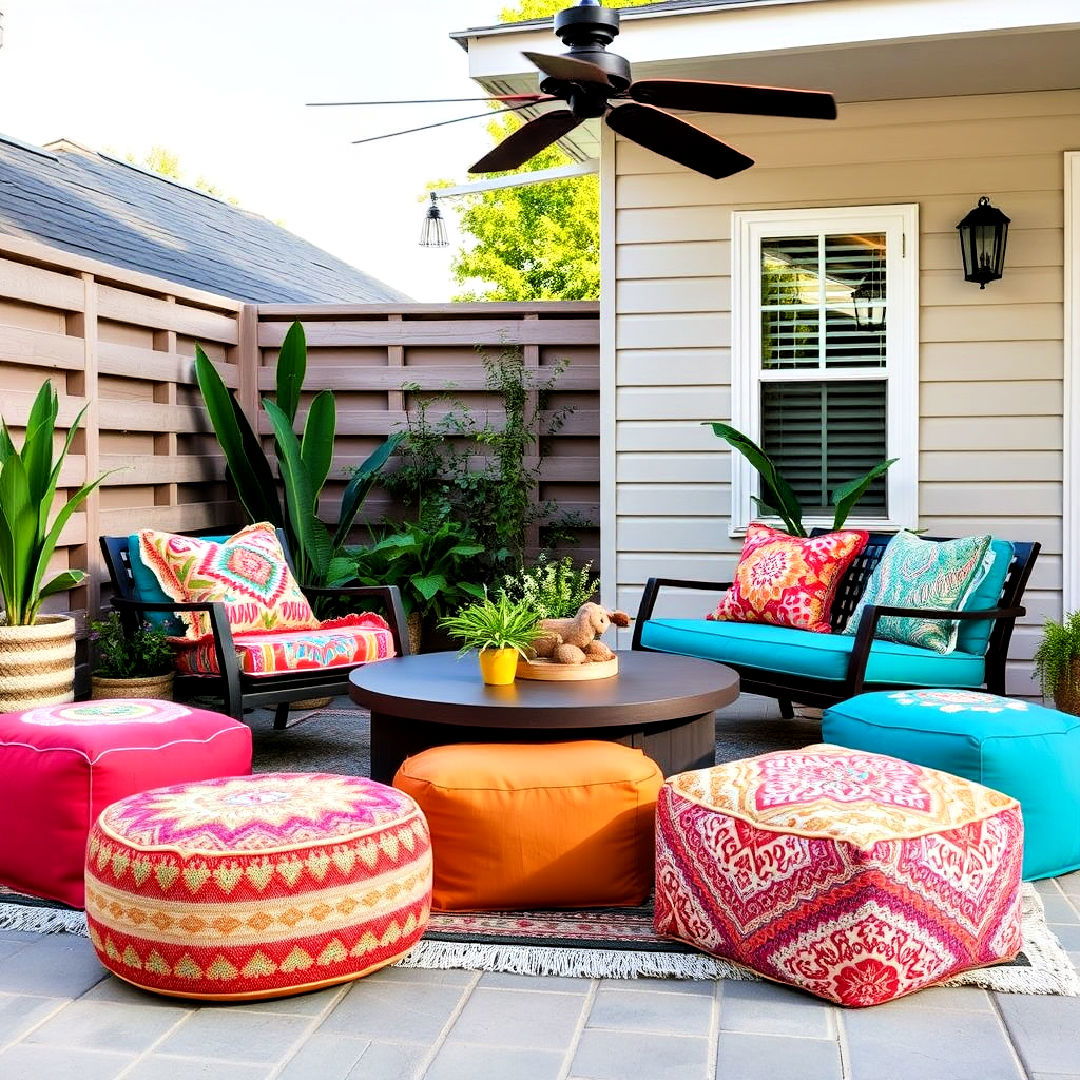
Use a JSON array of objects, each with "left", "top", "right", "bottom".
[{"left": 498, "top": 554, "right": 599, "bottom": 620}]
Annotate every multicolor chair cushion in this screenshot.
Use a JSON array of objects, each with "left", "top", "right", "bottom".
[
  {"left": 138, "top": 523, "right": 319, "bottom": 640},
  {"left": 173, "top": 614, "right": 396, "bottom": 677},
  {"left": 707, "top": 523, "right": 868, "bottom": 634},
  {"left": 394, "top": 741, "right": 663, "bottom": 911},
  {"left": 845, "top": 531, "right": 992, "bottom": 653},
  {"left": 823, "top": 689, "right": 1080, "bottom": 880},
  {"left": 654, "top": 745, "right": 1023, "bottom": 1006},
  {"left": 85, "top": 773, "right": 432, "bottom": 1000},
  {"left": 0, "top": 700, "right": 251, "bottom": 908}
]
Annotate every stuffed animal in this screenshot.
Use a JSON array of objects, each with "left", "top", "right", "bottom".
[{"left": 532, "top": 602, "right": 632, "bottom": 665}]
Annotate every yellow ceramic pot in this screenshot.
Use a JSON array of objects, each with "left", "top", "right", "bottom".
[{"left": 478, "top": 647, "right": 518, "bottom": 686}]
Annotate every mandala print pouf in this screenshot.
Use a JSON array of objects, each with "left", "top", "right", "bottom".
[
  {"left": 823, "top": 689, "right": 1080, "bottom": 880},
  {"left": 654, "top": 745, "right": 1023, "bottom": 1006},
  {"left": 85, "top": 773, "right": 432, "bottom": 1000},
  {"left": 0, "top": 700, "right": 251, "bottom": 908}
]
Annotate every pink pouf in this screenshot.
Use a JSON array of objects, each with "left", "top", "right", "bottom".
[{"left": 0, "top": 699, "right": 251, "bottom": 907}]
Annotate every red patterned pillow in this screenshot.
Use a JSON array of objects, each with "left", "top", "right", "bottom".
[
  {"left": 138, "top": 523, "right": 320, "bottom": 640},
  {"left": 707, "top": 523, "right": 868, "bottom": 633}
]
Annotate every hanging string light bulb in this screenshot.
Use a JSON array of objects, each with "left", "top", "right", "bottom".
[{"left": 419, "top": 192, "right": 449, "bottom": 248}]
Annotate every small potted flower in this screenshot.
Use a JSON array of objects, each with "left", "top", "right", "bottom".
[
  {"left": 90, "top": 611, "right": 175, "bottom": 700},
  {"left": 438, "top": 593, "right": 543, "bottom": 686},
  {"left": 1034, "top": 612, "right": 1080, "bottom": 714}
]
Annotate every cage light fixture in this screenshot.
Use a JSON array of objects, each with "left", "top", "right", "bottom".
[
  {"left": 956, "top": 195, "right": 1010, "bottom": 289},
  {"left": 419, "top": 192, "right": 448, "bottom": 248}
]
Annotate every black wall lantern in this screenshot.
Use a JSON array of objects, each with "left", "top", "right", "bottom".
[
  {"left": 956, "top": 196, "right": 1010, "bottom": 288},
  {"left": 852, "top": 270, "right": 886, "bottom": 332}
]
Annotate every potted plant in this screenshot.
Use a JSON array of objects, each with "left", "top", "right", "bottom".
[
  {"left": 499, "top": 554, "right": 600, "bottom": 620},
  {"left": 439, "top": 593, "right": 544, "bottom": 686},
  {"left": 0, "top": 382, "right": 109, "bottom": 711},
  {"left": 90, "top": 612, "right": 175, "bottom": 700},
  {"left": 1034, "top": 612, "right": 1080, "bottom": 714}
]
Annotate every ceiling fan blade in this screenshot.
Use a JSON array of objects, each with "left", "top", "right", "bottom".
[
  {"left": 605, "top": 103, "right": 754, "bottom": 180},
  {"left": 629, "top": 79, "right": 836, "bottom": 120},
  {"left": 470, "top": 109, "right": 585, "bottom": 173},
  {"left": 523, "top": 51, "right": 612, "bottom": 87}
]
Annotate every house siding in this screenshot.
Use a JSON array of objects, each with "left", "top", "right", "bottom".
[{"left": 608, "top": 89, "right": 1079, "bottom": 695}]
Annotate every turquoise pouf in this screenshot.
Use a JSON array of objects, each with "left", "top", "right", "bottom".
[{"left": 822, "top": 689, "right": 1080, "bottom": 881}]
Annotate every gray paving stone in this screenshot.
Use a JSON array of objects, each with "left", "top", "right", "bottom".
[
  {"left": 0, "top": 994, "right": 64, "bottom": 1047},
  {"left": 1031, "top": 1075, "right": 1080, "bottom": 1080},
  {"left": 718, "top": 979, "right": 833, "bottom": 1038},
  {"left": 25, "top": 999, "right": 185, "bottom": 1054},
  {"left": 843, "top": 1003, "right": 1023, "bottom": 1080},
  {"left": 874, "top": 986, "right": 993, "bottom": 1012},
  {"left": 122, "top": 1056, "right": 273, "bottom": 1080},
  {"left": 1050, "top": 922, "right": 1080, "bottom": 950},
  {"left": 154, "top": 1008, "right": 311, "bottom": 1064},
  {"left": 478, "top": 971, "right": 591, "bottom": 993},
  {"left": 277, "top": 1031, "right": 369, "bottom": 1079},
  {"left": 1041, "top": 891, "right": 1080, "bottom": 923},
  {"left": 570, "top": 1029, "right": 710, "bottom": 1080},
  {"left": 0, "top": 929, "right": 39, "bottom": 942},
  {"left": 600, "top": 977, "right": 714, "bottom": 996},
  {"left": 716, "top": 1032, "right": 842, "bottom": 1080},
  {"left": 346, "top": 1040, "right": 430, "bottom": 1079},
  {"left": 79, "top": 977, "right": 196, "bottom": 1010},
  {"left": 1057, "top": 871, "right": 1080, "bottom": 896},
  {"left": 366, "top": 966, "right": 476, "bottom": 987},
  {"left": 425, "top": 1041, "right": 564, "bottom": 1080},
  {"left": 0, "top": 1044, "right": 134, "bottom": 1080},
  {"left": 0, "top": 934, "right": 108, "bottom": 997},
  {"left": 997, "top": 993, "right": 1080, "bottom": 1075},
  {"left": 234, "top": 984, "right": 346, "bottom": 1017},
  {"left": 448, "top": 987, "right": 585, "bottom": 1048},
  {"left": 588, "top": 985, "right": 713, "bottom": 1036},
  {"left": 0, "top": 940, "right": 30, "bottom": 963},
  {"left": 322, "top": 979, "right": 468, "bottom": 1041}
]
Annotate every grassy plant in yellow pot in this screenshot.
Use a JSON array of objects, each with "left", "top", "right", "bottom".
[
  {"left": 439, "top": 593, "right": 543, "bottom": 686},
  {"left": 0, "top": 383, "right": 109, "bottom": 711}
]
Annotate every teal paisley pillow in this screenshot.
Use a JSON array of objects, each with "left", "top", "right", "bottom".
[{"left": 844, "top": 531, "right": 993, "bottom": 654}]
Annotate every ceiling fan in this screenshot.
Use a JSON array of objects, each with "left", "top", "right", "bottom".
[{"left": 470, "top": 0, "right": 837, "bottom": 180}]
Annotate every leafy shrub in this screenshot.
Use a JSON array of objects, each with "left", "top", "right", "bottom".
[{"left": 498, "top": 554, "right": 598, "bottom": 620}]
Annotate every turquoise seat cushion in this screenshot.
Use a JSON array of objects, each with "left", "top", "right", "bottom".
[
  {"left": 127, "top": 533, "right": 229, "bottom": 634},
  {"left": 823, "top": 689, "right": 1080, "bottom": 880},
  {"left": 956, "top": 538, "right": 1014, "bottom": 655},
  {"left": 640, "top": 619, "right": 985, "bottom": 687}
]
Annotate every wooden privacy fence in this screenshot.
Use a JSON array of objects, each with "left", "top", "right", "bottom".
[{"left": 0, "top": 234, "right": 600, "bottom": 642}]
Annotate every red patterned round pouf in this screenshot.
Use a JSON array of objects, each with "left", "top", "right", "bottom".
[{"left": 84, "top": 773, "right": 432, "bottom": 1001}]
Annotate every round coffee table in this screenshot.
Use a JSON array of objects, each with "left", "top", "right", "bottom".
[{"left": 349, "top": 651, "right": 739, "bottom": 782}]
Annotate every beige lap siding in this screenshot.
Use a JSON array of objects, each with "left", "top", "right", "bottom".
[{"left": 607, "top": 89, "right": 1077, "bottom": 696}]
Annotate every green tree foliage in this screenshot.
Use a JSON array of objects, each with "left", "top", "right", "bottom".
[
  {"left": 445, "top": 0, "right": 665, "bottom": 301},
  {"left": 125, "top": 146, "right": 240, "bottom": 205}
]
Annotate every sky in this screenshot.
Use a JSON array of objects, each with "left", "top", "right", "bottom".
[{"left": 0, "top": 0, "right": 519, "bottom": 300}]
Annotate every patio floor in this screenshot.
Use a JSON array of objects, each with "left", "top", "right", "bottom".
[{"left": 0, "top": 699, "right": 1078, "bottom": 1080}]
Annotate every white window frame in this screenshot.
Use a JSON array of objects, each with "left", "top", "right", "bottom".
[{"left": 729, "top": 203, "right": 920, "bottom": 536}]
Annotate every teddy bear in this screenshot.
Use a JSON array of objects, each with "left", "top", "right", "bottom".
[{"left": 531, "top": 602, "right": 632, "bottom": 665}]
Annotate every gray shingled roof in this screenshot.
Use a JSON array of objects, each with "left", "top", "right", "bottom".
[{"left": 0, "top": 135, "right": 409, "bottom": 303}]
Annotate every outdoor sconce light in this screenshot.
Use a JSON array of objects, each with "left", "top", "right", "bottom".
[
  {"left": 957, "top": 195, "right": 1010, "bottom": 288},
  {"left": 419, "top": 192, "right": 449, "bottom": 248},
  {"left": 852, "top": 271, "right": 886, "bottom": 332}
]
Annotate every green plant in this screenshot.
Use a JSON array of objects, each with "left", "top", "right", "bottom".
[
  {"left": 704, "top": 421, "right": 897, "bottom": 537},
  {"left": 0, "top": 382, "right": 110, "bottom": 625},
  {"left": 499, "top": 554, "right": 598, "bottom": 619},
  {"left": 380, "top": 345, "right": 574, "bottom": 575},
  {"left": 438, "top": 592, "right": 545, "bottom": 657},
  {"left": 1033, "top": 612, "right": 1080, "bottom": 701},
  {"left": 91, "top": 611, "right": 174, "bottom": 678},
  {"left": 194, "top": 321, "right": 402, "bottom": 586},
  {"left": 329, "top": 520, "right": 486, "bottom": 622}
]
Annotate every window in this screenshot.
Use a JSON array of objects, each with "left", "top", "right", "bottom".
[{"left": 730, "top": 205, "right": 918, "bottom": 533}]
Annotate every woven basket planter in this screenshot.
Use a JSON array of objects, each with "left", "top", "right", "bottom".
[
  {"left": 90, "top": 672, "right": 174, "bottom": 701},
  {"left": 0, "top": 615, "right": 76, "bottom": 712}
]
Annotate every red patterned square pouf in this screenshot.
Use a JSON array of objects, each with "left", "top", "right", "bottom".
[
  {"left": 0, "top": 699, "right": 252, "bottom": 908},
  {"left": 654, "top": 744, "right": 1023, "bottom": 1006}
]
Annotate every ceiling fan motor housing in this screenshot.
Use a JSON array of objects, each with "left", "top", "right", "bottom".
[{"left": 549, "top": 3, "right": 631, "bottom": 95}]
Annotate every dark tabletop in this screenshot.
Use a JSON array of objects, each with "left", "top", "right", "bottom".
[{"left": 348, "top": 650, "right": 739, "bottom": 729}]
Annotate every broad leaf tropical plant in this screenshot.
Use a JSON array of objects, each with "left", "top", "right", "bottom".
[
  {"left": 194, "top": 321, "right": 403, "bottom": 585},
  {"left": 705, "top": 421, "right": 898, "bottom": 536},
  {"left": 0, "top": 382, "right": 110, "bottom": 624}
]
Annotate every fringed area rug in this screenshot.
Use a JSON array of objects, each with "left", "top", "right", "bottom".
[{"left": 5, "top": 884, "right": 1073, "bottom": 997}]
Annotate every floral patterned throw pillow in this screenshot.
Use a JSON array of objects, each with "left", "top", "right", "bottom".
[
  {"left": 138, "top": 523, "right": 320, "bottom": 640},
  {"left": 844, "top": 531, "right": 992, "bottom": 654},
  {"left": 706, "top": 523, "right": 869, "bottom": 634}
]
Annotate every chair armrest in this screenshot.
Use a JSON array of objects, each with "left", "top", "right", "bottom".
[
  {"left": 632, "top": 577, "right": 732, "bottom": 649},
  {"left": 844, "top": 603, "right": 1026, "bottom": 694},
  {"left": 302, "top": 584, "right": 411, "bottom": 657}
]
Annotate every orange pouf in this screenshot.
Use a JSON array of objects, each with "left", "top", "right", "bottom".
[{"left": 393, "top": 741, "right": 662, "bottom": 911}]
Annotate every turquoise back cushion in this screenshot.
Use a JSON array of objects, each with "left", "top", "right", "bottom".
[
  {"left": 956, "top": 538, "right": 1014, "bottom": 656},
  {"left": 127, "top": 533, "right": 229, "bottom": 633}
]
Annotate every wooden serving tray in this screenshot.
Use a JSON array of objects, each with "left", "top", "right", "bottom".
[{"left": 516, "top": 656, "right": 619, "bottom": 681}]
